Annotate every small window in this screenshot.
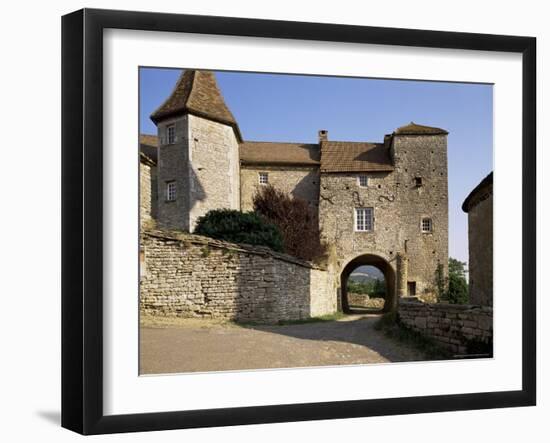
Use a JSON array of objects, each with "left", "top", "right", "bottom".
[
  {"left": 355, "top": 208, "right": 374, "bottom": 232},
  {"left": 358, "top": 175, "right": 369, "bottom": 187},
  {"left": 166, "top": 181, "right": 176, "bottom": 201},
  {"left": 407, "top": 281, "right": 417, "bottom": 296},
  {"left": 421, "top": 217, "right": 432, "bottom": 233},
  {"left": 167, "top": 125, "right": 176, "bottom": 144},
  {"left": 415, "top": 176, "right": 423, "bottom": 187},
  {"left": 258, "top": 172, "right": 269, "bottom": 185}
]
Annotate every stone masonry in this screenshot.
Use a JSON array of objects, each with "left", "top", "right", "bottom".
[
  {"left": 140, "top": 230, "right": 336, "bottom": 323},
  {"left": 398, "top": 299, "right": 493, "bottom": 354},
  {"left": 462, "top": 172, "right": 493, "bottom": 306},
  {"left": 240, "top": 165, "right": 320, "bottom": 212},
  {"left": 142, "top": 69, "right": 451, "bottom": 317}
]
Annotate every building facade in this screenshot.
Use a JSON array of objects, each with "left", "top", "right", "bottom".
[
  {"left": 140, "top": 69, "right": 449, "bottom": 310},
  {"left": 462, "top": 172, "right": 493, "bottom": 306}
]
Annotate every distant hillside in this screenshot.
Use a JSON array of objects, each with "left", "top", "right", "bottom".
[{"left": 349, "top": 265, "right": 384, "bottom": 283}]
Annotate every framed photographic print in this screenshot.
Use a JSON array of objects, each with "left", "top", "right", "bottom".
[{"left": 61, "top": 8, "right": 536, "bottom": 435}]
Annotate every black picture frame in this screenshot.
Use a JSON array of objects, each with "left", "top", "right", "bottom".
[{"left": 61, "top": 8, "right": 537, "bottom": 435}]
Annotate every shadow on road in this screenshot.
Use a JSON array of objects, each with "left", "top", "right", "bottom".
[{"left": 236, "top": 315, "right": 428, "bottom": 363}]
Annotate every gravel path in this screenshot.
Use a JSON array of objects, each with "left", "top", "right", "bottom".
[{"left": 140, "top": 314, "right": 427, "bottom": 374}]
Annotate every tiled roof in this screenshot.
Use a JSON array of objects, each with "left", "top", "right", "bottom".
[
  {"left": 394, "top": 122, "right": 448, "bottom": 136},
  {"left": 240, "top": 141, "right": 320, "bottom": 166},
  {"left": 320, "top": 141, "right": 394, "bottom": 173},
  {"left": 139, "top": 134, "right": 158, "bottom": 164},
  {"left": 150, "top": 70, "right": 242, "bottom": 141},
  {"left": 462, "top": 172, "right": 493, "bottom": 212}
]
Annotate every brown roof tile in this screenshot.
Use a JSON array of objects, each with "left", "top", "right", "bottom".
[
  {"left": 139, "top": 134, "right": 158, "bottom": 164},
  {"left": 320, "top": 141, "right": 394, "bottom": 172},
  {"left": 394, "top": 122, "right": 448, "bottom": 135},
  {"left": 240, "top": 141, "right": 320, "bottom": 166},
  {"left": 150, "top": 70, "right": 242, "bottom": 141}
]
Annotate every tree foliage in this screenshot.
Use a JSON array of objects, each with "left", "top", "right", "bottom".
[
  {"left": 447, "top": 258, "right": 469, "bottom": 304},
  {"left": 194, "top": 209, "right": 284, "bottom": 252},
  {"left": 348, "top": 279, "right": 386, "bottom": 297},
  {"left": 434, "top": 258, "right": 469, "bottom": 304},
  {"left": 252, "top": 185, "right": 326, "bottom": 262}
]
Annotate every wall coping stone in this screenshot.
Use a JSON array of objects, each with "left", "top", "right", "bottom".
[
  {"left": 142, "top": 229, "right": 327, "bottom": 271},
  {"left": 400, "top": 299, "right": 493, "bottom": 313}
]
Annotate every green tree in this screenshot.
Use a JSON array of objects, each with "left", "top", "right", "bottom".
[
  {"left": 447, "top": 258, "right": 469, "bottom": 304},
  {"left": 373, "top": 278, "right": 386, "bottom": 297}
]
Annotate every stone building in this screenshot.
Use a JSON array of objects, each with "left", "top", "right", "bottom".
[
  {"left": 140, "top": 69, "right": 449, "bottom": 312},
  {"left": 139, "top": 134, "right": 158, "bottom": 228},
  {"left": 462, "top": 172, "right": 493, "bottom": 306}
]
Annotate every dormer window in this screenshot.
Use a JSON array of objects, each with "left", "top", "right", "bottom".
[
  {"left": 358, "top": 175, "right": 369, "bottom": 187},
  {"left": 167, "top": 125, "right": 176, "bottom": 144},
  {"left": 258, "top": 172, "right": 269, "bottom": 185}
]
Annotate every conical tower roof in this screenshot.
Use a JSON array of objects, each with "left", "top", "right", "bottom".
[{"left": 150, "top": 70, "right": 242, "bottom": 141}]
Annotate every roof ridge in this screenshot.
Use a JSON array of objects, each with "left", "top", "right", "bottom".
[{"left": 242, "top": 140, "right": 318, "bottom": 146}]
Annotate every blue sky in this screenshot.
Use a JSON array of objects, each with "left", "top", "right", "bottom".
[{"left": 140, "top": 68, "right": 493, "bottom": 264}]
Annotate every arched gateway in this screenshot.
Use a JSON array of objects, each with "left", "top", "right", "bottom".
[{"left": 340, "top": 254, "right": 396, "bottom": 314}]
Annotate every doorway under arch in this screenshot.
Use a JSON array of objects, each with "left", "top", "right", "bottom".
[{"left": 340, "top": 254, "right": 396, "bottom": 314}]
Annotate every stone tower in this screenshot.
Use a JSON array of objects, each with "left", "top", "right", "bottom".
[
  {"left": 389, "top": 123, "right": 449, "bottom": 299},
  {"left": 318, "top": 122, "right": 448, "bottom": 309},
  {"left": 150, "top": 70, "right": 242, "bottom": 232}
]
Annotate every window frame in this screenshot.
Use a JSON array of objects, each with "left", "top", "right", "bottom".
[
  {"left": 357, "top": 175, "right": 369, "bottom": 187},
  {"left": 421, "top": 217, "right": 433, "bottom": 233},
  {"left": 165, "top": 181, "right": 177, "bottom": 202},
  {"left": 258, "top": 172, "right": 269, "bottom": 185},
  {"left": 355, "top": 207, "right": 374, "bottom": 232},
  {"left": 166, "top": 124, "right": 176, "bottom": 145}
]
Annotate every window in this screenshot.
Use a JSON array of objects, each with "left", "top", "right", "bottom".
[
  {"left": 167, "top": 125, "right": 176, "bottom": 144},
  {"left": 407, "top": 282, "right": 417, "bottom": 296},
  {"left": 166, "top": 181, "right": 176, "bottom": 201},
  {"left": 358, "top": 175, "right": 369, "bottom": 187},
  {"left": 421, "top": 217, "right": 432, "bottom": 233},
  {"left": 355, "top": 208, "right": 374, "bottom": 231},
  {"left": 258, "top": 172, "right": 269, "bottom": 185},
  {"left": 415, "top": 176, "right": 423, "bottom": 187}
]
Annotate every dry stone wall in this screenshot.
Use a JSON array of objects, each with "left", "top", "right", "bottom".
[
  {"left": 398, "top": 299, "right": 493, "bottom": 354},
  {"left": 140, "top": 230, "right": 336, "bottom": 323}
]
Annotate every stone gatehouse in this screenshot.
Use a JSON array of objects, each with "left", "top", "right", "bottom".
[{"left": 140, "top": 69, "right": 449, "bottom": 315}]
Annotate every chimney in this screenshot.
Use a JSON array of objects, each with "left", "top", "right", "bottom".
[{"left": 318, "top": 130, "right": 328, "bottom": 142}]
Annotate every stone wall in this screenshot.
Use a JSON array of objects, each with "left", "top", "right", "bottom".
[
  {"left": 140, "top": 160, "right": 156, "bottom": 228},
  {"left": 140, "top": 230, "right": 336, "bottom": 323},
  {"left": 319, "top": 134, "right": 448, "bottom": 303},
  {"left": 467, "top": 184, "right": 493, "bottom": 306},
  {"left": 398, "top": 299, "right": 493, "bottom": 354},
  {"left": 240, "top": 165, "right": 320, "bottom": 213},
  {"left": 156, "top": 114, "right": 240, "bottom": 232},
  {"left": 188, "top": 115, "right": 240, "bottom": 230},
  {"left": 156, "top": 116, "right": 191, "bottom": 231}
]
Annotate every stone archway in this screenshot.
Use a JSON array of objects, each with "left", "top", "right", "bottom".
[{"left": 340, "top": 254, "right": 396, "bottom": 314}]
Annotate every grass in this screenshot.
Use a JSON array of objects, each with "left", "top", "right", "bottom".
[
  {"left": 233, "top": 312, "right": 347, "bottom": 327},
  {"left": 374, "top": 312, "right": 452, "bottom": 360},
  {"left": 276, "top": 312, "right": 346, "bottom": 325}
]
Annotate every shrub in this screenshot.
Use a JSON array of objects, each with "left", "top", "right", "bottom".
[
  {"left": 194, "top": 209, "right": 284, "bottom": 252},
  {"left": 253, "top": 185, "right": 327, "bottom": 262}
]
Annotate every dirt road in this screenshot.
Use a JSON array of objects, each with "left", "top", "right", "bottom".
[{"left": 140, "top": 314, "right": 427, "bottom": 374}]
